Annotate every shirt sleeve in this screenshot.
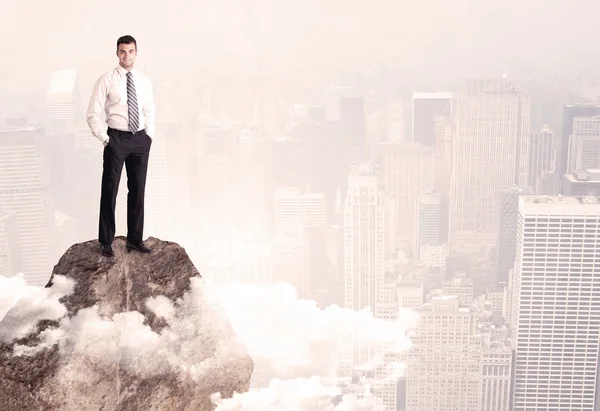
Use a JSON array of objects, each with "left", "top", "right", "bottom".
[
  {"left": 86, "top": 76, "right": 110, "bottom": 143},
  {"left": 143, "top": 77, "right": 156, "bottom": 139}
]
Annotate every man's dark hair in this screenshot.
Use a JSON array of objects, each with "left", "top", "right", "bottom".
[{"left": 117, "top": 35, "right": 137, "bottom": 50}]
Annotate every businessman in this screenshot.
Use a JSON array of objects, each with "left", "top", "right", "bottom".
[{"left": 86, "top": 35, "right": 155, "bottom": 257}]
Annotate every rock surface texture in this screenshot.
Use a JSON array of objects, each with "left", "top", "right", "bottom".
[{"left": 0, "top": 236, "right": 253, "bottom": 411}]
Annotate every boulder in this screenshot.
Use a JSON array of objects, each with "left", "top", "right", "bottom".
[{"left": 0, "top": 236, "right": 253, "bottom": 411}]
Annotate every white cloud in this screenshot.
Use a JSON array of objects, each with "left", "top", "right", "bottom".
[
  {"left": 208, "top": 281, "right": 417, "bottom": 383},
  {"left": 211, "top": 376, "right": 377, "bottom": 411},
  {"left": 0, "top": 276, "right": 417, "bottom": 409},
  {"left": 0, "top": 274, "right": 74, "bottom": 343}
]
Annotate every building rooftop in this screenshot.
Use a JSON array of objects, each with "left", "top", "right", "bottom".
[
  {"left": 521, "top": 195, "right": 599, "bottom": 205},
  {"left": 412, "top": 91, "right": 453, "bottom": 100},
  {"left": 564, "top": 169, "right": 600, "bottom": 182}
]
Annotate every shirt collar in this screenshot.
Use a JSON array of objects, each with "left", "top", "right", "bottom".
[{"left": 116, "top": 65, "right": 138, "bottom": 78}]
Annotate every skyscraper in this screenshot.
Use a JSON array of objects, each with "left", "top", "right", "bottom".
[
  {"left": 273, "top": 188, "right": 326, "bottom": 231},
  {"left": 560, "top": 104, "right": 600, "bottom": 176},
  {"left": 344, "top": 163, "right": 385, "bottom": 312},
  {"left": 343, "top": 163, "right": 385, "bottom": 368},
  {"left": 0, "top": 211, "right": 21, "bottom": 277},
  {"left": 45, "top": 68, "right": 79, "bottom": 133},
  {"left": 567, "top": 115, "right": 600, "bottom": 173},
  {"left": 418, "top": 192, "right": 441, "bottom": 252},
  {"left": 405, "top": 296, "right": 481, "bottom": 411},
  {"left": 497, "top": 185, "right": 533, "bottom": 284},
  {"left": 412, "top": 92, "right": 453, "bottom": 145},
  {"left": 562, "top": 169, "right": 600, "bottom": 196},
  {"left": 449, "top": 79, "right": 531, "bottom": 254},
  {"left": 528, "top": 125, "right": 555, "bottom": 194},
  {"left": 510, "top": 195, "right": 600, "bottom": 411},
  {"left": 381, "top": 142, "right": 434, "bottom": 255},
  {"left": 0, "top": 125, "right": 55, "bottom": 286}
]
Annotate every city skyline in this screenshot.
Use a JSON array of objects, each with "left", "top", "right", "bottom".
[{"left": 2, "top": 2, "right": 600, "bottom": 408}]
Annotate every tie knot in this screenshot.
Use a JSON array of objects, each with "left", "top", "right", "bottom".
[{"left": 127, "top": 72, "right": 132, "bottom": 78}]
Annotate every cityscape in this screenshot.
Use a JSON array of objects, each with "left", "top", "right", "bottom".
[{"left": 2, "top": 1, "right": 600, "bottom": 410}]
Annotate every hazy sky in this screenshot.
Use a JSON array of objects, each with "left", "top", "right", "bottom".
[{"left": 2, "top": 0, "right": 600, "bottom": 94}]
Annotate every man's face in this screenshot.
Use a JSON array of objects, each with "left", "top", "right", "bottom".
[{"left": 117, "top": 43, "right": 136, "bottom": 69}]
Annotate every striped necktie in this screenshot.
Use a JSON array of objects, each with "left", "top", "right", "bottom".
[{"left": 126, "top": 72, "right": 139, "bottom": 133}]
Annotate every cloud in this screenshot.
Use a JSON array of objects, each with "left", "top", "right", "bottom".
[
  {"left": 206, "top": 281, "right": 417, "bottom": 384},
  {"left": 0, "top": 276, "right": 417, "bottom": 408},
  {"left": 211, "top": 376, "right": 377, "bottom": 411},
  {"left": 0, "top": 274, "right": 74, "bottom": 343}
]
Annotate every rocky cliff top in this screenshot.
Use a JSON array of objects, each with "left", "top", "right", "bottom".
[{"left": 0, "top": 236, "right": 253, "bottom": 411}]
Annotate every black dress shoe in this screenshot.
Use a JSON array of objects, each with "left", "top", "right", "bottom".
[
  {"left": 101, "top": 244, "right": 114, "bottom": 257},
  {"left": 126, "top": 241, "right": 152, "bottom": 253}
]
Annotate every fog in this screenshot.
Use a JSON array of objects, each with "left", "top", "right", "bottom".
[
  {"left": 2, "top": 0, "right": 600, "bottom": 409},
  {"left": 2, "top": 0, "right": 600, "bottom": 94}
]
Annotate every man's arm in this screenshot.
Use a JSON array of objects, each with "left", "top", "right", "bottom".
[
  {"left": 143, "top": 77, "right": 156, "bottom": 139},
  {"left": 86, "top": 76, "right": 110, "bottom": 145}
]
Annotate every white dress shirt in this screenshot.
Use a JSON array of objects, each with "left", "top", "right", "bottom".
[{"left": 86, "top": 65, "right": 156, "bottom": 144}]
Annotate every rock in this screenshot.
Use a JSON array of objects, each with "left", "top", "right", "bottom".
[{"left": 0, "top": 236, "right": 253, "bottom": 411}]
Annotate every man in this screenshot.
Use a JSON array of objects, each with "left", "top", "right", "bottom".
[{"left": 86, "top": 35, "right": 155, "bottom": 257}]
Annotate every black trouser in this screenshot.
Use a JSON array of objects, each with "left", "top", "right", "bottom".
[{"left": 98, "top": 127, "right": 152, "bottom": 246}]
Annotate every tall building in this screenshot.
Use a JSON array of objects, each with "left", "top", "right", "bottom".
[
  {"left": 385, "top": 99, "right": 406, "bottom": 143},
  {"left": 273, "top": 188, "right": 326, "bottom": 231},
  {"left": 271, "top": 223, "right": 310, "bottom": 299},
  {"left": 497, "top": 186, "right": 533, "bottom": 284},
  {"left": 449, "top": 79, "right": 531, "bottom": 254},
  {"left": 433, "top": 116, "right": 455, "bottom": 243},
  {"left": 510, "top": 195, "right": 600, "bottom": 411},
  {"left": 562, "top": 169, "right": 600, "bottom": 196},
  {"left": 528, "top": 125, "right": 556, "bottom": 194},
  {"left": 340, "top": 96, "right": 367, "bottom": 155},
  {"left": 481, "top": 338, "right": 512, "bottom": 411},
  {"left": 567, "top": 115, "right": 600, "bottom": 173},
  {"left": 343, "top": 163, "right": 385, "bottom": 367},
  {"left": 412, "top": 92, "right": 453, "bottom": 145},
  {"left": 0, "top": 211, "right": 21, "bottom": 277},
  {"left": 45, "top": 68, "right": 79, "bottom": 133},
  {"left": 560, "top": 104, "right": 600, "bottom": 176},
  {"left": 344, "top": 163, "right": 385, "bottom": 311},
  {"left": 405, "top": 296, "right": 481, "bottom": 411},
  {"left": 308, "top": 85, "right": 355, "bottom": 121},
  {"left": 381, "top": 142, "right": 434, "bottom": 255},
  {"left": 0, "top": 125, "right": 55, "bottom": 286},
  {"left": 418, "top": 192, "right": 441, "bottom": 252}
]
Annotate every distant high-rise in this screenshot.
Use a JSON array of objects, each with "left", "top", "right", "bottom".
[
  {"left": 562, "top": 169, "right": 600, "bottom": 196},
  {"left": 344, "top": 163, "right": 385, "bottom": 311},
  {"left": 381, "top": 142, "right": 434, "bottom": 255},
  {"left": 433, "top": 115, "right": 455, "bottom": 243},
  {"left": 528, "top": 125, "right": 556, "bottom": 194},
  {"left": 385, "top": 99, "right": 406, "bottom": 143},
  {"left": 273, "top": 187, "right": 326, "bottom": 231},
  {"left": 271, "top": 223, "right": 310, "bottom": 299},
  {"left": 308, "top": 85, "right": 355, "bottom": 122},
  {"left": 343, "top": 163, "right": 385, "bottom": 369},
  {"left": 0, "top": 125, "right": 55, "bottom": 286},
  {"left": 510, "top": 196, "right": 600, "bottom": 411},
  {"left": 412, "top": 92, "right": 453, "bottom": 145},
  {"left": 340, "top": 96, "right": 366, "bottom": 154},
  {"left": 45, "top": 69, "right": 79, "bottom": 133},
  {"left": 0, "top": 211, "right": 21, "bottom": 277},
  {"left": 418, "top": 192, "right": 441, "bottom": 252},
  {"left": 449, "top": 79, "right": 531, "bottom": 254},
  {"left": 560, "top": 104, "right": 600, "bottom": 175},
  {"left": 567, "top": 115, "right": 600, "bottom": 173},
  {"left": 497, "top": 185, "right": 533, "bottom": 284}
]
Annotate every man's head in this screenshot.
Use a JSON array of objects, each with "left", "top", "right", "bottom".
[{"left": 116, "top": 35, "right": 137, "bottom": 71}]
